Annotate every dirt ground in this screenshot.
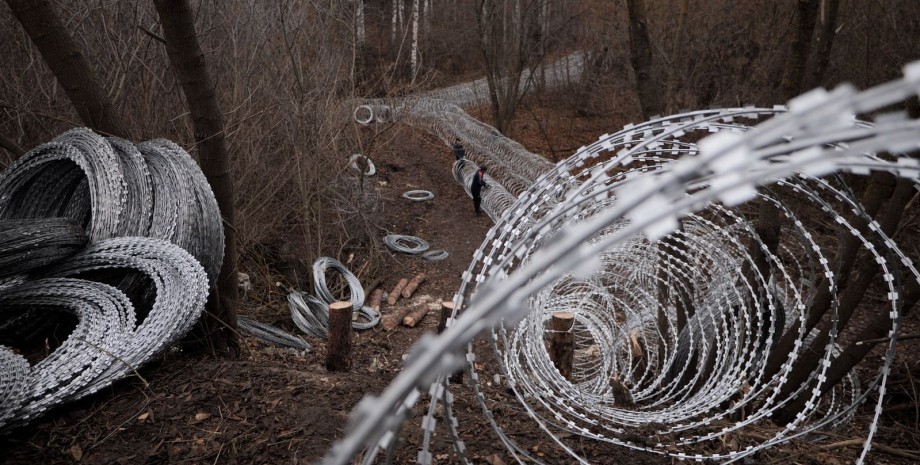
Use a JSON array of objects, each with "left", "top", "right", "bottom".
[{"left": 3, "top": 103, "right": 920, "bottom": 464}]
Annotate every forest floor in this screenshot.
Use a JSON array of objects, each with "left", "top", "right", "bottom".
[{"left": 3, "top": 97, "right": 920, "bottom": 464}]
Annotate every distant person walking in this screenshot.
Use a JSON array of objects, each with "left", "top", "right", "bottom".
[
  {"left": 452, "top": 138, "right": 465, "bottom": 161},
  {"left": 471, "top": 165, "right": 488, "bottom": 216}
]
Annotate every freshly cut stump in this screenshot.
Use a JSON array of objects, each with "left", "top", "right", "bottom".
[
  {"left": 325, "top": 301, "right": 353, "bottom": 371},
  {"left": 549, "top": 312, "right": 575, "bottom": 380}
]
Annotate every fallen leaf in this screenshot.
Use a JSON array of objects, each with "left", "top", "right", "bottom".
[
  {"left": 69, "top": 444, "right": 83, "bottom": 461},
  {"left": 194, "top": 412, "right": 210, "bottom": 421},
  {"left": 137, "top": 411, "right": 150, "bottom": 421},
  {"left": 483, "top": 453, "right": 506, "bottom": 465}
]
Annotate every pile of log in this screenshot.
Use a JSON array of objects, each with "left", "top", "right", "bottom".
[{"left": 374, "top": 272, "right": 452, "bottom": 331}]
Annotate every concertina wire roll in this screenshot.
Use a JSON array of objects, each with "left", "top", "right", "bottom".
[
  {"left": 0, "top": 128, "right": 222, "bottom": 431},
  {"left": 327, "top": 63, "right": 920, "bottom": 464}
]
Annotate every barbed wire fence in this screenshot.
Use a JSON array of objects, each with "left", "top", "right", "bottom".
[{"left": 328, "top": 63, "right": 920, "bottom": 464}]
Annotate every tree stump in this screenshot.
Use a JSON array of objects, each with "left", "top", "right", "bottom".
[
  {"left": 437, "top": 301, "right": 455, "bottom": 334},
  {"left": 549, "top": 312, "right": 575, "bottom": 380},
  {"left": 325, "top": 301, "right": 353, "bottom": 372},
  {"left": 439, "top": 301, "right": 464, "bottom": 384}
]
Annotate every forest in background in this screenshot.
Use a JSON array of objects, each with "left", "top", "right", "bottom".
[
  {"left": 0, "top": 0, "right": 918, "bottom": 351},
  {"left": 1, "top": 0, "right": 918, "bottom": 293},
  {"left": 1, "top": 1, "right": 920, "bottom": 463}
]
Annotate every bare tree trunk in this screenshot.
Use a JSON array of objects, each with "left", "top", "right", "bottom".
[
  {"left": 423, "top": 0, "right": 432, "bottom": 37},
  {"left": 665, "top": 0, "right": 689, "bottom": 113},
  {"left": 477, "top": 0, "right": 546, "bottom": 132},
  {"left": 805, "top": 0, "right": 841, "bottom": 89},
  {"left": 355, "top": 0, "right": 365, "bottom": 47},
  {"left": 625, "top": 0, "right": 662, "bottom": 119},
  {"left": 763, "top": 172, "right": 898, "bottom": 379},
  {"left": 154, "top": 0, "right": 239, "bottom": 357},
  {"left": 5, "top": 0, "right": 131, "bottom": 139},
  {"left": 780, "top": 0, "right": 819, "bottom": 100},
  {"left": 772, "top": 177, "right": 916, "bottom": 423},
  {"left": 411, "top": 0, "right": 420, "bottom": 80},
  {"left": 815, "top": 277, "right": 920, "bottom": 402},
  {"left": 391, "top": 0, "right": 398, "bottom": 44}
]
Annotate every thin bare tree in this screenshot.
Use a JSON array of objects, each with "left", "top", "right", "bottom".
[
  {"left": 153, "top": 0, "right": 239, "bottom": 356},
  {"left": 476, "top": 0, "right": 550, "bottom": 132},
  {"left": 5, "top": 0, "right": 131, "bottom": 139},
  {"left": 780, "top": 0, "right": 819, "bottom": 100},
  {"left": 805, "top": 0, "right": 841, "bottom": 89},
  {"left": 625, "top": 0, "right": 662, "bottom": 119}
]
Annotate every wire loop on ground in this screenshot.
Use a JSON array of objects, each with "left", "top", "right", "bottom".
[
  {"left": 383, "top": 234, "right": 430, "bottom": 254},
  {"left": 422, "top": 249, "right": 449, "bottom": 261},
  {"left": 402, "top": 190, "right": 434, "bottom": 201}
]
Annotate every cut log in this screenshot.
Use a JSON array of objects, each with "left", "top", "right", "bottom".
[
  {"left": 549, "top": 312, "right": 575, "bottom": 380},
  {"left": 403, "top": 302, "right": 436, "bottom": 327},
  {"left": 382, "top": 307, "right": 413, "bottom": 331},
  {"left": 325, "top": 301, "right": 353, "bottom": 372},
  {"left": 363, "top": 276, "right": 383, "bottom": 299},
  {"left": 388, "top": 278, "right": 409, "bottom": 305},
  {"left": 369, "top": 288, "right": 384, "bottom": 312},
  {"left": 401, "top": 272, "right": 427, "bottom": 298},
  {"left": 437, "top": 301, "right": 455, "bottom": 334}
]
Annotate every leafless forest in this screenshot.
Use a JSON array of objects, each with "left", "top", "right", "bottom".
[{"left": 2, "top": 0, "right": 920, "bottom": 464}]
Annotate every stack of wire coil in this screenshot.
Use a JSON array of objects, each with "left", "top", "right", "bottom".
[
  {"left": 0, "top": 128, "right": 220, "bottom": 431},
  {"left": 287, "top": 256, "right": 381, "bottom": 339}
]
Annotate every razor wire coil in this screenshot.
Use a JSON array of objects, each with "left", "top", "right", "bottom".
[
  {"left": 422, "top": 250, "right": 449, "bottom": 261},
  {"left": 325, "top": 63, "right": 920, "bottom": 465},
  {"left": 237, "top": 315, "right": 311, "bottom": 351},
  {"left": 384, "top": 234, "right": 430, "bottom": 254},
  {"left": 350, "top": 154, "right": 377, "bottom": 176},
  {"left": 0, "top": 129, "right": 219, "bottom": 432},
  {"left": 402, "top": 190, "right": 434, "bottom": 201}
]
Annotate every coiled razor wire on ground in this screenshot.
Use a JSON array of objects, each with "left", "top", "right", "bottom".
[
  {"left": 0, "top": 218, "right": 88, "bottom": 278},
  {"left": 0, "top": 128, "right": 224, "bottom": 284},
  {"left": 383, "top": 234, "right": 430, "bottom": 255},
  {"left": 349, "top": 154, "right": 377, "bottom": 176},
  {"left": 451, "top": 160, "right": 518, "bottom": 223},
  {"left": 402, "top": 190, "right": 434, "bottom": 201},
  {"left": 289, "top": 291, "right": 330, "bottom": 339},
  {"left": 0, "top": 128, "right": 221, "bottom": 431},
  {"left": 313, "top": 257, "right": 367, "bottom": 312},
  {"left": 422, "top": 250, "right": 449, "bottom": 261},
  {"left": 0, "top": 237, "right": 208, "bottom": 429},
  {"left": 237, "top": 315, "right": 311, "bottom": 351},
  {"left": 415, "top": 53, "right": 584, "bottom": 110},
  {"left": 286, "top": 257, "right": 381, "bottom": 339},
  {"left": 352, "top": 54, "right": 576, "bottom": 210},
  {"left": 324, "top": 63, "right": 920, "bottom": 465}
]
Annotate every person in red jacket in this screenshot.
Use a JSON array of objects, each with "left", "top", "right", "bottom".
[{"left": 471, "top": 165, "right": 488, "bottom": 215}]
